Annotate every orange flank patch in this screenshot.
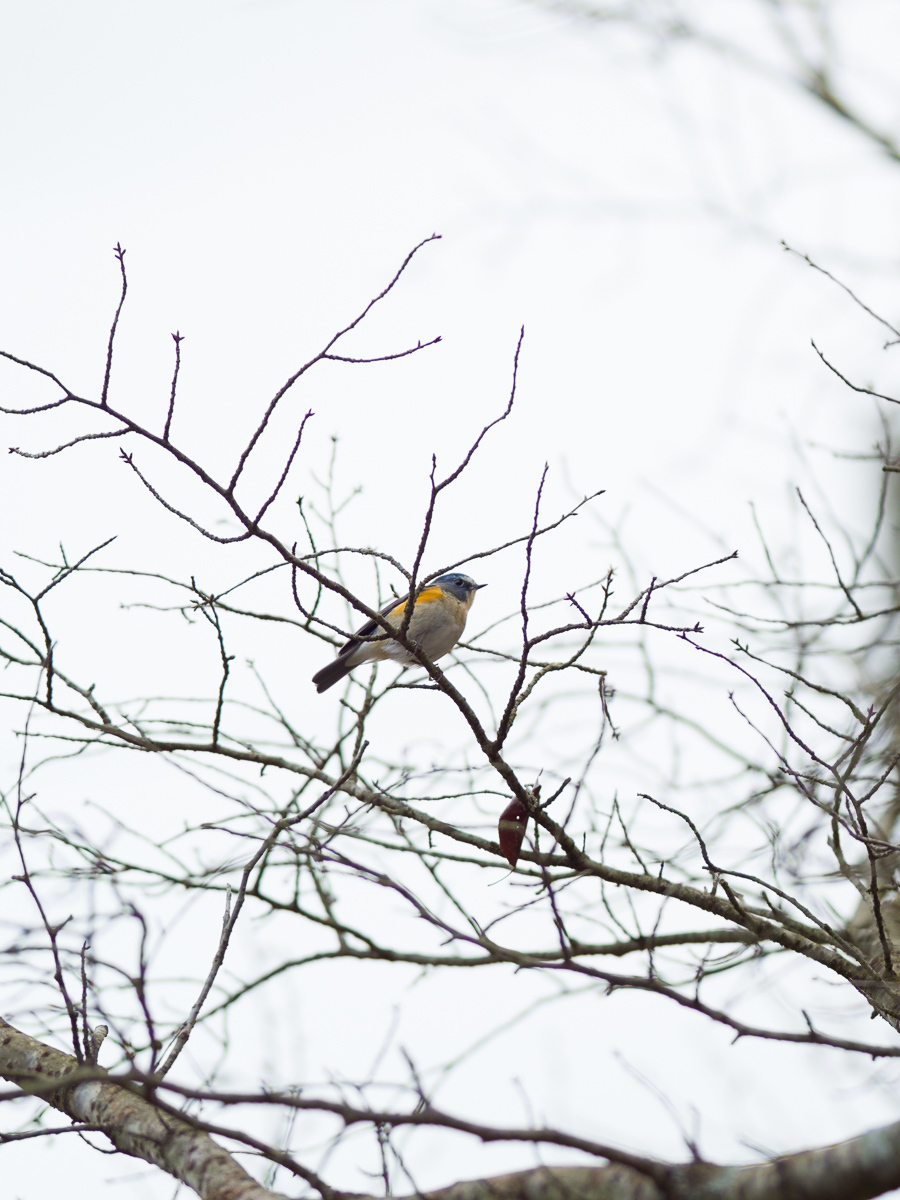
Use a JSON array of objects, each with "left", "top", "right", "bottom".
[
  {"left": 388, "top": 587, "right": 443, "bottom": 619},
  {"left": 413, "top": 587, "right": 443, "bottom": 605}
]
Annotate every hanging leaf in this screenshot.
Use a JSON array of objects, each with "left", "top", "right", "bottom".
[{"left": 498, "top": 797, "right": 528, "bottom": 867}]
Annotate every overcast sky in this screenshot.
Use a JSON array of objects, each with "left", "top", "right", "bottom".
[{"left": 4, "top": 3, "right": 900, "bottom": 1197}]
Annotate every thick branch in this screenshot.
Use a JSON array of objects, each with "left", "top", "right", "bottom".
[
  {"left": 0, "top": 1016, "right": 287, "bottom": 1200},
  {"left": 381, "top": 1128, "right": 900, "bottom": 1200}
]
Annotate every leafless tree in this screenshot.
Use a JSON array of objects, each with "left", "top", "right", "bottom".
[
  {"left": 3, "top": 238, "right": 900, "bottom": 1199},
  {"left": 532, "top": 0, "right": 900, "bottom": 169}
]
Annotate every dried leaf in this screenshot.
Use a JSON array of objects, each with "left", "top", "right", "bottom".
[{"left": 498, "top": 797, "right": 528, "bottom": 867}]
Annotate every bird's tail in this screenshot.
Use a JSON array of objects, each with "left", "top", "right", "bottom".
[{"left": 312, "top": 656, "right": 355, "bottom": 693}]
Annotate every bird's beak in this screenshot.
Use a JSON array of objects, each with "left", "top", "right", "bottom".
[{"left": 475, "top": 583, "right": 488, "bottom": 590}]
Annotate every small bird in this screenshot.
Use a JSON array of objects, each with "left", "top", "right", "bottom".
[{"left": 312, "top": 573, "right": 485, "bottom": 693}]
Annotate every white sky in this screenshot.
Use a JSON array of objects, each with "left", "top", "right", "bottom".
[{"left": 4, "top": 2, "right": 900, "bottom": 1197}]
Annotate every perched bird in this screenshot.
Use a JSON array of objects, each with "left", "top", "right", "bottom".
[{"left": 312, "top": 572, "right": 485, "bottom": 693}]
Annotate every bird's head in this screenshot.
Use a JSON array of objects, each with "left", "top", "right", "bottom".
[{"left": 433, "top": 573, "right": 486, "bottom": 604}]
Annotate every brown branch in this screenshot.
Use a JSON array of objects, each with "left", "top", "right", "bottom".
[
  {"left": 811, "top": 339, "right": 900, "bottom": 407},
  {"left": 155, "top": 747, "right": 368, "bottom": 1079},
  {"left": 100, "top": 244, "right": 128, "bottom": 409},
  {"left": 0, "top": 1016, "right": 289, "bottom": 1200},
  {"left": 10, "top": 427, "right": 131, "bottom": 459},
  {"left": 782, "top": 244, "right": 900, "bottom": 342},
  {"left": 228, "top": 233, "right": 441, "bottom": 493},
  {"left": 164, "top": 331, "right": 183, "bottom": 442}
]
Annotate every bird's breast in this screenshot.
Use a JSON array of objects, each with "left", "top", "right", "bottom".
[{"left": 378, "top": 591, "right": 469, "bottom": 664}]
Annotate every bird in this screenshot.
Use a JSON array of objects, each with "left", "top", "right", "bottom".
[{"left": 312, "top": 572, "right": 485, "bottom": 693}]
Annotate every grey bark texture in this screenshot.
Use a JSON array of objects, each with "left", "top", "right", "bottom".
[
  {"left": 0, "top": 1016, "right": 288, "bottom": 1200},
  {"left": 4, "top": 1015, "right": 900, "bottom": 1200}
]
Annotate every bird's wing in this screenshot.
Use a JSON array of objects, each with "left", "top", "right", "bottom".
[{"left": 334, "top": 592, "right": 411, "bottom": 661}]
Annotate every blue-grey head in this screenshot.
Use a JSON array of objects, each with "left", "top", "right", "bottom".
[{"left": 432, "top": 573, "right": 486, "bottom": 603}]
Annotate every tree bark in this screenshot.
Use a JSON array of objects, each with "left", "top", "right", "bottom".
[
  {"left": 4, "top": 1014, "right": 900, "bottom": 1200},
  {"left": 0, "top": 1016, "right": 287, "bottom": 1200}
]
